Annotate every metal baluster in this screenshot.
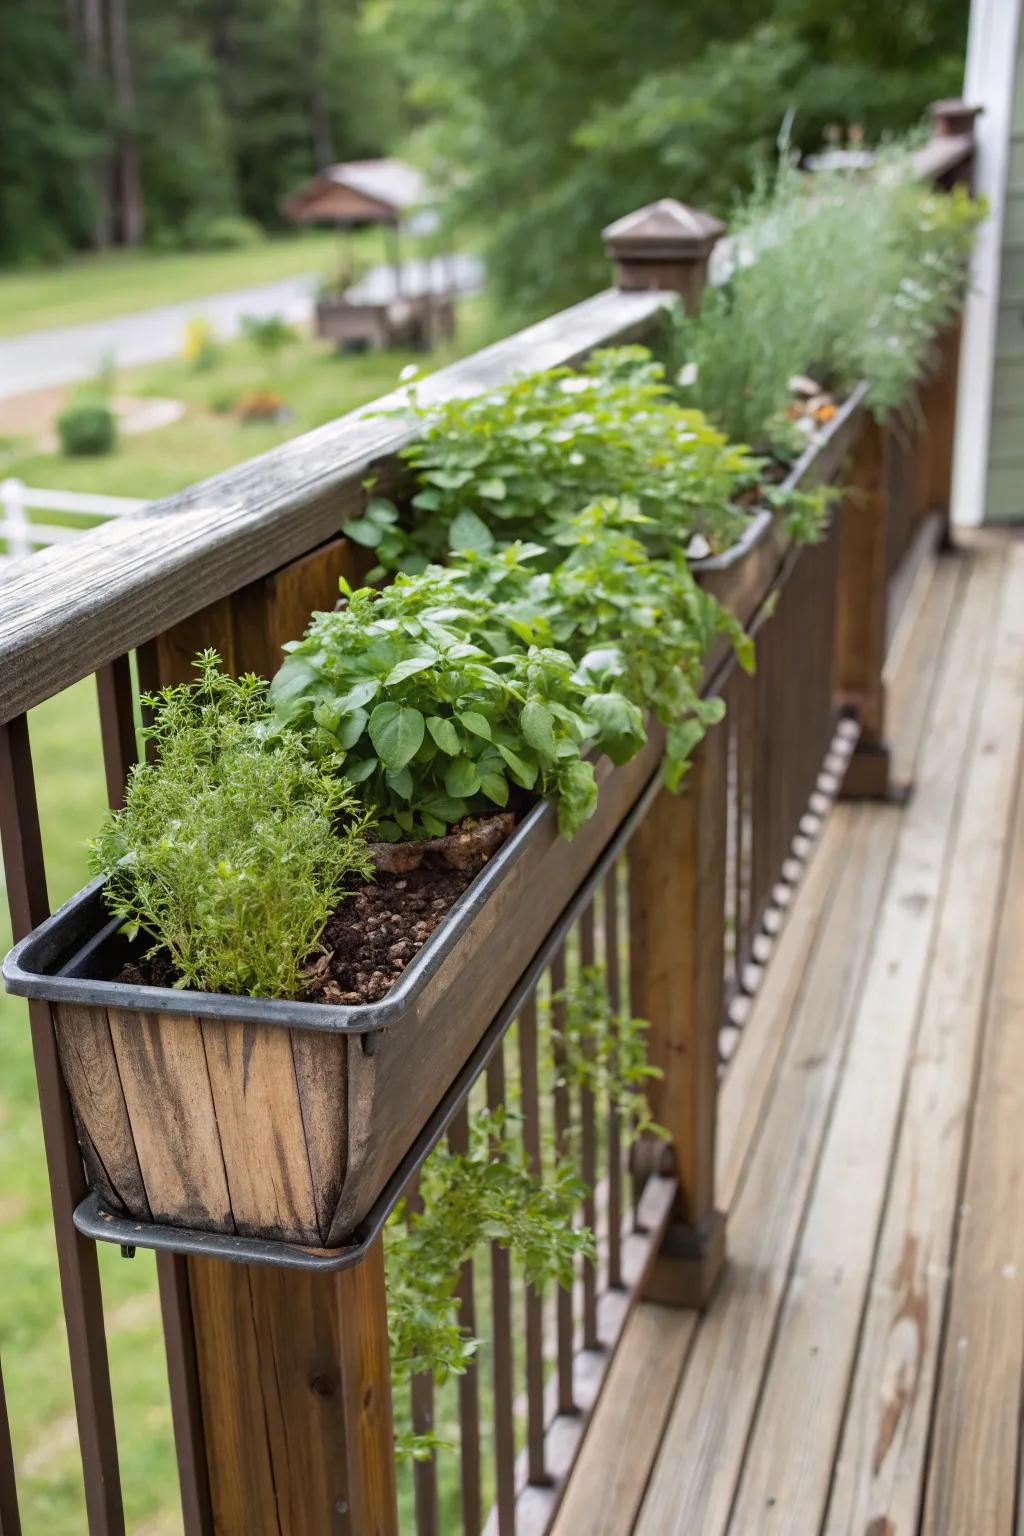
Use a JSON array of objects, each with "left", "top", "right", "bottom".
[
  {"left": 578, "top": 907, "right": 599, "bottom": 1351},
  {"left": 486, "top": 1048, "right": 515, "bottom": 1535},
  {"left": 603, "top": 866, "right": 623, "bottom": 1291},
  {"left": 0, "top": 716, "right": 126, "bottom": 1535},
  {"left": 516, "top": 996, "right": 549, "bottom": 1488},
  {"left": 448, "top": 1104, "right": 481, "bottom": 1535},
  {"left": 548, "top": 948, "right": 576, "bottom": 1410},
  {"left": 406, "top": 1177, "right": 439, "bottom": 1536}
]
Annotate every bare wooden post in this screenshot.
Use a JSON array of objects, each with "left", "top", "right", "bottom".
[
  {"left": 604, "top": 202, "right": 727, "bottom": 1307},
  {"left": 628, "top": 728, "right": 728, "bottom": 1309},
  {"left": 149, "top": 540, "right": 399, "bottom": 1536},
  {"left": 602, "top": 199, "right": 725, "bottom": 315},
  {"left": 834, "top": 414, "right": 896, "bottom": 798},
  {"left": 914, "top": 100, "right": 978, "bottom": 547}
]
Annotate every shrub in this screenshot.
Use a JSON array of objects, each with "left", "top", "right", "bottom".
[
  {"left": 56, "top": 397, "right": 117, "bottom": 457},
  {"left": 241, "top": 312, "right": 297, "bottom": 353},
  {"left": 184, "top": 213, "right": 264, "bottom": 250},
  {"left": 90, "top": 652, "right": 373, "bottom": 1000}
]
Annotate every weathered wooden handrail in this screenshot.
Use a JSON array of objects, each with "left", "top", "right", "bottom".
[{"left": 0, "top": 288, "right": 666, "bottom": 725}]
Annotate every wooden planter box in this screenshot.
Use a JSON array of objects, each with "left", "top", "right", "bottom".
[
  {"left": 2, "top": 392, "right": 864, "bottom": 1254},
  {"left": 3, "top": 729, "right": 663, "bottom": 1251}
]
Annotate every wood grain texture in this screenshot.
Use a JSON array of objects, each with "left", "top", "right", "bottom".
[
  {"left": 0, "top": 288, "right": 667, "bottom": 724},
  {"left": 197, "top": 1015, "right": 323, "bottom": 1243},
  {"left": 548, "top": 1304, "right": 695, "bottom": 1536},
  {"left": 335, "top": 1238, "right": 398, "bottom": 1536},
  {"left": 723, "top": 541, "right": 1004, "bottom": 1536},
  {"left": 825, "top": 546, "right": 1024, "bottom": 1535},
  {"left": 634, "top": 548, "right": 965, "bottom": 1535},
  {"left": 834, "top": 414, "right": 890, "bottom": 745},
  {"left": 51, "top": 1002, "right": 150, "bottom": 1217},
  {"left": 106, "top": 1007, "right": 234, "bottom": 1231},
  {"left": 628, "top": 725, "right": 726, "bottom": 1230},
  {"left": 920, "top": 575, "right": 1024, "bottom": 1536}
]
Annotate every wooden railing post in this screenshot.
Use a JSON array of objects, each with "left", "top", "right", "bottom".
[
  {"left": 187, "top": 1245, "right": 398, "bottom": 1536},
  {"left": 145, "top": 540, "right": 398, "bottom": 1536},
  {"left": 914, "top": 100, "right": 979, "bottom": 548},
  {"left": 834, "top": 414, "right": 895, "bottom": 798},
  {"left": 602, "top": 198, "right": 724, "bottom": 315},
  {"left": 628, "top": 727, "right": 728, "bottom": 1309}
]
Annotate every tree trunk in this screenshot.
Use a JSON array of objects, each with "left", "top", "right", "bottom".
[
  {"left": 107, "top": 0, "right": 144, "bottom": 246},
  {"left": 80, "top": 0, "right": 115, "bottom": 249},
  {"left": 305, "top": 0, "right": 335, "bottom": 170}
]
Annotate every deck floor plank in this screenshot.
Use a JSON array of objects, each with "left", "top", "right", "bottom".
[
  {"left": 631, "top": 543, "right": 975, "bottom": 1534},
  {"left": 825, "top": 543, "right": 1024, "bottom": 1536},
  {"left": 721, "top": 542, "right": 1006, "bottom": 1536},
  {"left": 919, "top": 557, "right": 1024, "bottom": 1536},
  {"left": 555, "top": 536, "right": 1024, "bottom": 1536}
]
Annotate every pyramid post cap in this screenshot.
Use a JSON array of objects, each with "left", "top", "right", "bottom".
[
  {"left": 929, "top": 100, "right": 982, "bottom": 138},
  {"left": 602, "top": 199, "right": 726, "bottom": 260}
]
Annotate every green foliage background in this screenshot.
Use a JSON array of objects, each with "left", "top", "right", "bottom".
[{"left": 371, "top": 0, "right": 967, "bottom": 315}]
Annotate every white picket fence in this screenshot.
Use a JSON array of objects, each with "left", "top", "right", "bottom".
[{"left": 0, "top": 478, "right": 149, "bottom": 563}]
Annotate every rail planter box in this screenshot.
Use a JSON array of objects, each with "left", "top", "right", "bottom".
[
  {"left": 3, "top": 729, "right": 663, "bottom": 1253},
  {"left": 1, "top": 392, "right": 863, "bottom": 1255}
]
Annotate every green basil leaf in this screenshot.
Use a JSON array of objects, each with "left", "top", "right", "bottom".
[
  {"left": 497, "top": 743, "right": 538, "bottom": 789},
  {"left": 449, "top": 509, "right": 495, "bottom": 552},
  {"left": 520, "top": 700, "right": 557, "bottom": 760},
  {"left": 479, "top": 772, "right": 510, "bottom": 807},
  {"left": 426, "top": 715, "right": 461, "bottom": 755},
  {"left": 342, "top": 755, "right": 377, "bottom": 784},
  {"left": 368, "top": 702, "right": 425, "bottom": 770},
  {"left": 342, "top": 517, "right": 383, "bottom": 548},
  {"left": 444, "top": 758, "right": 481, "bottom": 798},
  {"left": 458, "top": 710, "right": 492, "bottom": 740},
  {"left": 385, "top": 655, "right": 437, "bottom": 686}
]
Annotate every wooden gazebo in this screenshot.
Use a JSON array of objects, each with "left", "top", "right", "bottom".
[{"left": 284, "top": 158, "right": 457, "bottom": 351}]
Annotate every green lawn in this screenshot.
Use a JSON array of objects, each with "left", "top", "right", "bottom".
[
  {"left": 0, "top": 232, "right": 350, "bottom": 339},
  {"left": 2, "top": 298, "right": 498, "bottom": 506},
  {"left": 0, "top": 681, "right": 183, "bottom": 1535}
]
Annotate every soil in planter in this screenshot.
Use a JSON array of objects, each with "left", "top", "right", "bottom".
[
  {"left": 115, "top": 812, "right": 517, "bottom": 1006},
  {"left": 306, "top": 864, "right": 479, "bottom": 1005}
]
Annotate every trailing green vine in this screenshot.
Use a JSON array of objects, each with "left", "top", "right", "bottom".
[
  {"left": 386, "top": 1104, "right": 593, "bottom": 1459},
  {"left": 548, "top": 964, "right": 668, "bottom": 1145}
]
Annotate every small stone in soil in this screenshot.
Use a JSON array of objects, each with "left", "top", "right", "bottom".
[{"left": 309, "top": 859, "right": 485, "bottom": 1007}]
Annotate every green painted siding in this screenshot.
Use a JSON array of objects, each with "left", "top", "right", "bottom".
[{"left": 988, "top": 14, "right": 1024, "bottom": 519}]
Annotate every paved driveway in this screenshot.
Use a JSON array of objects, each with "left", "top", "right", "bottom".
[{"left": 0, "top": 275, "right": 317, "bottom": 399}]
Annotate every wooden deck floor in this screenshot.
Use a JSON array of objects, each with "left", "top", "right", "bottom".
[{"left": 555, "top": 528, "right": 1024, "bottom": 1536}]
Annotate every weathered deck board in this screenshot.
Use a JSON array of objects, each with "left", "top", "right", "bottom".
[
  {"left": 565, "top": 533, "right": 1024, "bottom": 1536},
  {"left": 825, "top": 542, "right": 1024, "bottom": 1536},
  {"left": 722, "top": 540, "right": 1006, "bottom": 1534},
  {"left": 920, "top": 582, "right": 1024, "bottom": 1536},
  {"left": 633, "top": 543, "right": 978, "bottom": 1536},
  {"left": 555, "top": 548, "right": 966, "bottom": 1536}
]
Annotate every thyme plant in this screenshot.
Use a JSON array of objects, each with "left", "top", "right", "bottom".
[{"left": 91, "top": 652, "right": 373, "bottom": 999}]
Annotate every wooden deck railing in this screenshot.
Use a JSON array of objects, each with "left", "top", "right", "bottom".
[{"left": 0, "top": 104, "right": 975, "bottom": 1536}]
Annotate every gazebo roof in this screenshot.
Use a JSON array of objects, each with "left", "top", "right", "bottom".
[{"left": 284, "top": 158, "right": 429, "bottom": 226}]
